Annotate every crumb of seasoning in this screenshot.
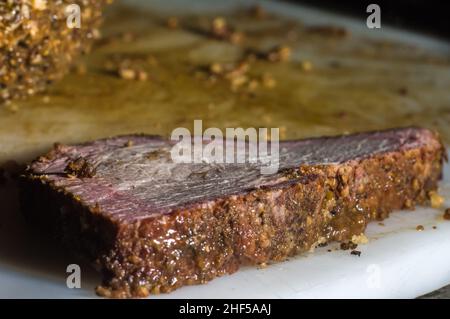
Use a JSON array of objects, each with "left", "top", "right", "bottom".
[
  {"left": 137, "top": 70, "right": 148, "bottom": 81},
  {"left": 118, "top": 67, "right": 136, "bottom": 80},
  {"left": 300, "top": 60, "right": 313, "bottom": 71},
  {"left": 210, "top": 17, "right": 244, "bottom": 44},
  {"left": 212, "top": 17, "right": 227, "bottom": 35},
  {"left": 416, "top": 225, "right": 424, "bottom": 231},
  {"left": 267, "top": 45, "right": 291, "bottom": 62},
  {"left": 351, "top": 233, "right": 369, "bottom": 245},
  {"left": 429, "top": 191, "right": 444, "bottom": 208},
  {"left": 432, "top": 226, "right": 437, "bottom": 229},
  {"left": 340, "top": 242, "right": 350, "bottom": 250},
  {"left": 378, "top": 222, "right": 385, "bottom": 226},
  {"left": 350, "top": 250, "right": 361, "bottom": 257},
  {"left": 118, "top": 66, "right": 148, "bottom": 81},
  {"left": 261, "top": 73, "right": 276, "bottom": 89},
  {"left": 124, "top": 140, "right": 134, "bottom": 147},
  {"left": 166, "top": 17, "right": 179, "bottom": 29},
  {"left": 327, "top": 249, "right": 332, "bottom": 252},
  {"left": 444, "top": 208, "right": 450, "bottom": 220},
  {"left": 210, "top": 63, "right": 224, "bottom": 75},
  {"left": 243, "top": 45, "right": 291, "bottom": 63}
]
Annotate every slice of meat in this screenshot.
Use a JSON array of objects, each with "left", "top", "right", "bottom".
[
  {"left": 19, "top": 127, "right": 446, "bottom": 298},
  {"left": 0, "top": 0, "right": 109, "bottom": 103}
]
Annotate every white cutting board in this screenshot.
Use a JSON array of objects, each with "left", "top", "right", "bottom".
[{"left": 1, "top": 0, "right": 450, "bottom": 299}]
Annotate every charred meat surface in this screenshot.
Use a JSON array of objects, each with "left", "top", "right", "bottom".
[{"left": 20, "top": 127, "right": 446, "bottom": 298}]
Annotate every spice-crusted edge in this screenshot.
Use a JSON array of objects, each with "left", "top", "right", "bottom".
[{"left": 19, "top": 130, "right": 446, "bottom": 298}]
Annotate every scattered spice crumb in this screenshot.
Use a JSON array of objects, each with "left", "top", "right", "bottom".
[
  {"left": 432, "top": 226, "right": 437, "bottom": 229},
  {"left": 429, "top": 191, "right": 444, "bottom": 208},
  {"left": 416, "top": 225, "right": 424, "bottom": 231},
  {"left": 444, "top": 208, "right": 450, "bottom": 220},
  {"left": 340, "top": 242, "right": 349, "bottom": 250},
  {"left": 244, "top": 45, "right": 291, "bottom": 63},
  {"left": 210, "top": 17, "right": 244, "bottom": 44},
  {"left": 378, "top": 222, "right": 385, "bottom": 226},
  {"left": 210, "top": 63, "right": 223, "bottom": 75},
  {"left": 300, "top": 60, "right": 313, "bottom": 71},
  {"left": 350, "top": 250, "right": 361, "bottom": 257},
  {"left": 118, "top": 67, "right": 136, "bottom": 80},
  {"left": 351, "top": 233, "right": 369, "bottom": 245},
  {"left": 212, "top": 17, "right": 226, "bottom": 35},
  {"left": 267, "top": 45, "right": 291, "bottom": 62},
  {"left": 201, "top": 61, "right": 269, "bottom": 93},
  {"left": 327, "top": 249, "right": 332, "bottom": 252},
  {"left": 118, "top": 66, "right": 148, "bottom": 81},
  {"left": 137, "top": 70, "right": 148, "bottom": 81}
]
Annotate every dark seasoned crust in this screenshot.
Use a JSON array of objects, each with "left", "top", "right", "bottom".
[
  {"left": 19, "top": 127, "right": 446, "bottom": 298},
  {"left": 0, "top": 0, "right": 110, "bottom": 103}
]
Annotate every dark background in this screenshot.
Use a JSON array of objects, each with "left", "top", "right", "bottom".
[{"left": 287, "top": 0, "right": 450, "bottom": 40}]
